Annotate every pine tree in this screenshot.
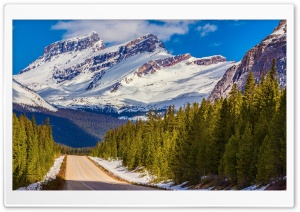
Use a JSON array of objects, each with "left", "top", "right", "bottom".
[
  {"left": 242, "top": 71, "right": 257, "bottom": 125},
  {"left": 236, "top": 123, "right": 254, "bottom": 188},
  {"left": 267, "top": 88, "right": 286, "bottom": 178},
  {"left": 215, "top": 99, "right": 229, "bottom": 173},
  {"left": 221, "top": 125, "right": 240, "bottom": 184}
]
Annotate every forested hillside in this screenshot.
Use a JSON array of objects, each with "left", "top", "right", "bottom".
[
  {"left": 13, "top": 114, "right": 62, "bottom": 190},
  {"left": 90, "top": 59, "right": 286, "bottom": 189},
  {"left": 12, "top": 108, "right": 126, "bottom": 147}
]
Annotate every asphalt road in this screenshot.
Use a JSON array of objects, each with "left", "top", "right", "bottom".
[{"left": 63, "top": 155, "right": 156, "bottom": 190}]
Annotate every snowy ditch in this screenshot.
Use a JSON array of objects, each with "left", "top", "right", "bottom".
[
  {"left": 89, "top": 156, "right": 189, "bottom": 190},
  {"left": 89, "top": 157, "right": 275, "bottom": 191},
  {"left": 17, "top": 155, "right": 65, "bottom": 190}
]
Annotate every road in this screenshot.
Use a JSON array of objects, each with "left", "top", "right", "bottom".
[{"left": 63, "top": 155, "right": 156, "bottom": 190}]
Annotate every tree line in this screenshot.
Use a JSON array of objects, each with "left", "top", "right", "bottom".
[
  {"left": 13, "top": 114, "right": 62, "bottom": 190},
  {"left": 90, "top": 59, "right": 286, "bottom": 189}
]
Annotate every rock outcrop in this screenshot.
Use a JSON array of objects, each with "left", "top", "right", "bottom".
[
  {"left": 208, "top": 20, "right": 286, "bottom": 101},
  {"left": 187, "top": 55, "right": 226, "bottom": 66},
  {"left": 135, "top": 54, "right": 191, "bottom": 77}
]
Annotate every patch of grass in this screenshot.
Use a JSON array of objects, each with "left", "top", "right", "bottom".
[{"left": 41, "top": 155, "right": 67, "bottom": 190}]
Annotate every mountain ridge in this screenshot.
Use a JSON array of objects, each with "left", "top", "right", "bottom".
[{"left": 14, "top": 32, "right": 233, "bottom": 115}]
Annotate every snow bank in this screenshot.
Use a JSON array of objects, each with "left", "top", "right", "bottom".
[
  {"left": 89, "top": 157, "right": 279, "bottom": 191},
  {"left": 89, "top": 157, "right": 152, "bottom": 184},
  {"left": 89, "top": 157, "right": 190, "bottom": 190},
  {"left": 17, "top": 155, "right": 65, "bottom": 190},
  {"left": 242, "top": 184, "right": 270, "bottom": 191},
  {"left": 242, "top": 177, "right": 286, "bottom": 191}
]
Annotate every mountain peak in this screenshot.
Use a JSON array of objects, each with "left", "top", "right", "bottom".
[
  {"left": 42, "top": 32, "right": 105, "bottom": 59},
  {"left": 123, "top": 33, "right": 166, "bottom": 54},
  {"left": 58, "top": 31, "right": 100, "bottom": 43},
  {"left": 272, "top": 20, "right": 286, "bottom": 34}
]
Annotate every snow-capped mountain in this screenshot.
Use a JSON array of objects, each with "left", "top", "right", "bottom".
[
  {"left": 13, "top": 32, "right": 235, "bottom": 114},
  {"left": 13, "top": 80, "right": 57, "bottom": 112},
  {"left": 208, "top": 20, "right": 286, "bottom": 101}
]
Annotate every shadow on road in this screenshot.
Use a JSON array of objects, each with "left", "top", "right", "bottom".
[{"left": 63, "top": 180, "right": 157, "bottom": 190}]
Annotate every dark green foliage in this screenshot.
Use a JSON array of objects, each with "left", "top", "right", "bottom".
[
  {"left": 90, "top": 60, "right": 286, "bottom": 189},
  {"left": 220, "top": 125, "right": 240, "bottom": 185},
  {"left": 236, "top": 123, "right": 255, "bottom": 188},
  {"left": 12, "top": 114, "right": 61, "bottom": 190}
]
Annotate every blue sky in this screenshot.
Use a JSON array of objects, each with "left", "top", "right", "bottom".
[{"left": 13, "top": 20, "right": 280, "bottom": 74}]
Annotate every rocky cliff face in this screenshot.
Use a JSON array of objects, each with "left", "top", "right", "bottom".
[
  {"left": 207, "top": 64, "right": 239, "bottom": 100},
  {"left": 187, "top": 55, "right": 226, "bottom": 66},
  {"left": 43, "top": 31, "right": 105, "bottom": 58},
  {"left": 135, "top": 54, "right": 226, "bottom": 77},
  {"left": 135, "top": 54, "right": 191, "bottom": 77},
  {"left": 208, "top": 20, "right": 286, "bottom": 101}
]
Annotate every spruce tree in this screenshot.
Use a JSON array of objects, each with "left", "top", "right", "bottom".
[
  {"left": 221, "top": 126, "right": 240, "bottom": 184},
  {"left": 236, "top": 123, "right": 254, "bottom": 188}
]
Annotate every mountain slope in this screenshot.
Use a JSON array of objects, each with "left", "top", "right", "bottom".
[
  {"left": 13, "top": 33, "right": 235, "bottom": 114},
  {"left": 13, "top": 79, "right": 57, "bottom": 112},
  {"left": 208, "top": 20, "right": 286, "bottom": 101},
  {"left": 13, "top": 106, "right": 126, "bottom": 147}
]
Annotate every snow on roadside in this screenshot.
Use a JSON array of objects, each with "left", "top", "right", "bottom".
[
  {"left": 155, "top": 181, "right": 189, "bottom": 190},
  {"left": 242, "top": 184, "right": 270, "bottom": 191},
  {"left": 242, "top": 177, "right": 286, "bottom": 191},
  {"left": 89, "top": 157, "right": 152, "bottom": 184},
  {"left": 17, "top": 155, "right": 65, "bottom": 190},
  {"left": 89, "top": 156, "right": 190, "bottom": 190},
  {"left": 89, "top": 157, "right": 279, "bottom": 191}
]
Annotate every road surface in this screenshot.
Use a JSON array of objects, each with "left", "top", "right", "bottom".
[{"left": 63, "top": 155, "right": 156, "bottom": 190}]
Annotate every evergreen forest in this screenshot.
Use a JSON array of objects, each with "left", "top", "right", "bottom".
[
  {"left": 90, "top": 60, "right": 286, "bottom": 189},
  {"left": 12, "top": 114, "right": 62, "bottom": 190}
]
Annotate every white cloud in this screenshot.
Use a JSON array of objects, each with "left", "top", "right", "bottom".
[
  {"left": 211, "top": 42, "right": 222, "bottom": 47},
  {"left": 196, "top": 23, "right": 217, "bottom": 37},
  {"left": 51, "top": 20, "right": 195, "bottom": 44}
]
